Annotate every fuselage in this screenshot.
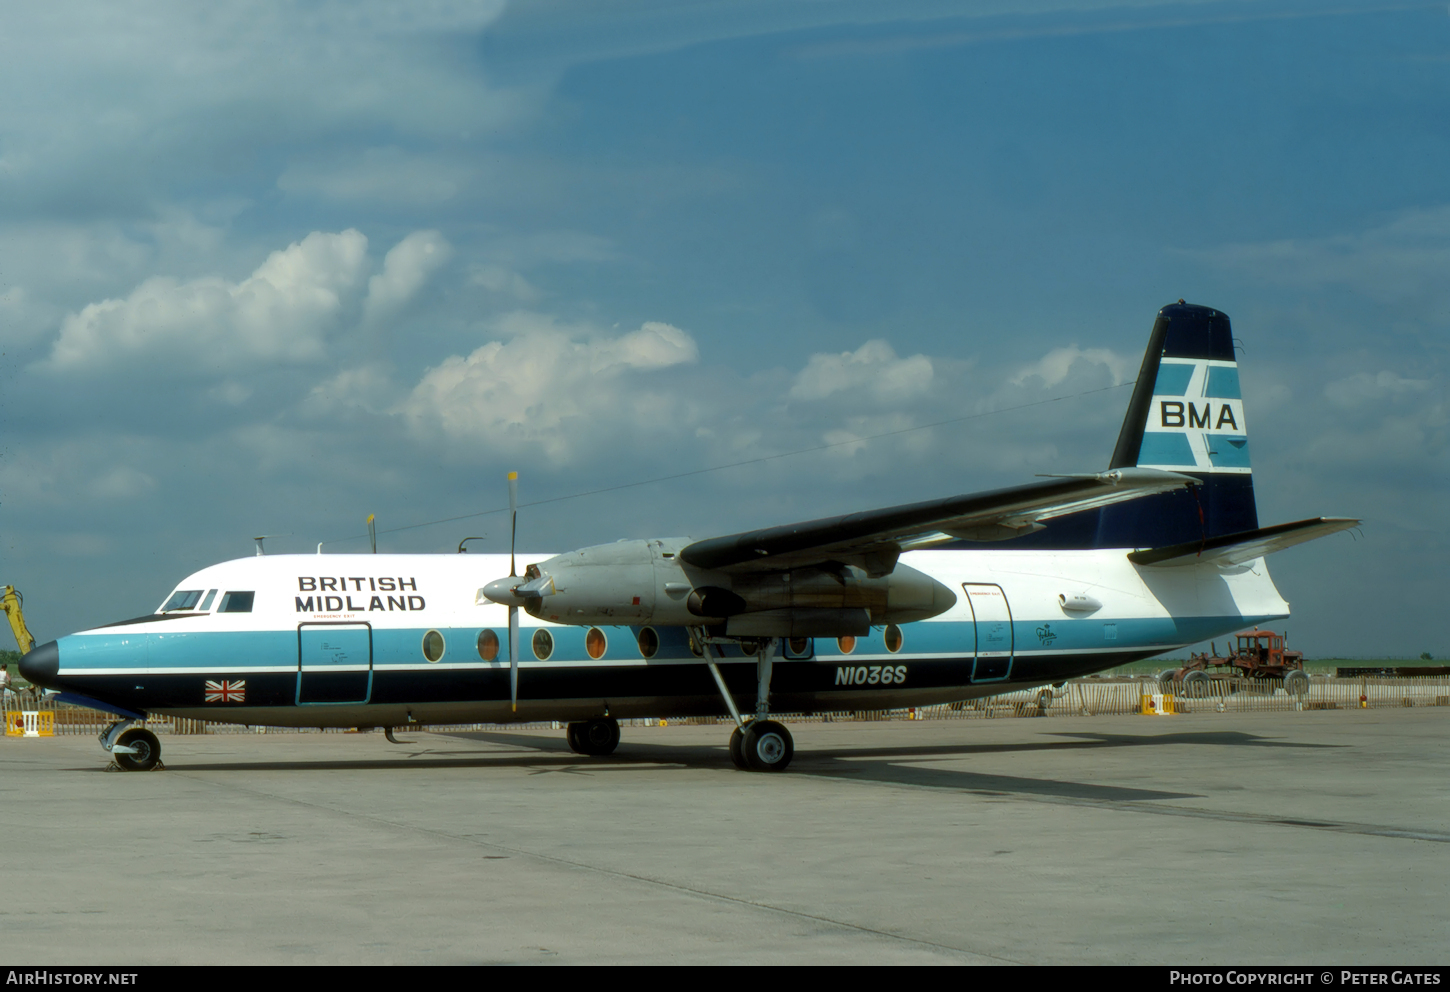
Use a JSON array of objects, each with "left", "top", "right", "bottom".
[{"left": 25, "top": 548, "right": 1289, "bottom": 728}]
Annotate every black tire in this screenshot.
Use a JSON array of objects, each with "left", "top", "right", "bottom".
[
  {"left": 113, "top": 727, "right": 161, "bottom": 772},
  {"left": 1182, "top": 670, "right": 1211, "bottom": 698},
  {"left": 1284, "top": 670, "right": 1310, "bottom": 695},
  {"left": 576, "top": 718, "right": 620, "bottom": 757},
  {"left": 742, "top": 720, "right": 793, "bottom": 772},
  {"left": 728, "top": 726, "right": 748, "bottom": 770},
  {"left": 565, "top": 722, "right": 586, "bottom": 754}
]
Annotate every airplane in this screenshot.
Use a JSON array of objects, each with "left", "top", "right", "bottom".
[{"left": 19, "top": 301, "right": 1358, "bottom": 773}]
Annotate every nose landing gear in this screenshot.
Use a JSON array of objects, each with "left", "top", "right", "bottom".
[{"left": 102, "top": 721, "right": 163, "bottom": 772}]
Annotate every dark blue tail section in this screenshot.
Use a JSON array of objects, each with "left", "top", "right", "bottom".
[{"left": 1007, "top": 302, "right": 1259, "bottom": 551}]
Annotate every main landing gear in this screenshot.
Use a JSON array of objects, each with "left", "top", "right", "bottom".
[
  {"left": 102, "top": 720, "right": 162, "bottom": 772},
  {"left": 709, "top": 636, "right": 794, "bottom": 773},
  {"left": 728, "top": 720, "right": 794, "bottom": 772},
  {"left": 566, "top": 718, "right": 620, "bottom": 757}
]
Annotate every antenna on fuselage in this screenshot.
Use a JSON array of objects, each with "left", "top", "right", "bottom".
[
  {"left": 458, "top": 536, "right": 486, "bottom": 553},
  {"left": 253, "top": 535, "right": 289, "bottom": 556},
  {"left": 367, "top": 515, "right": 377, "bottom": 554}
]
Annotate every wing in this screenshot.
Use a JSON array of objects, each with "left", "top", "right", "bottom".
[
  {"left": 679, "top": 468, "right": 1196, "bottom": 576},
  {"left": 1126, "top": 517, "right": 1361, "bottom": 568}
]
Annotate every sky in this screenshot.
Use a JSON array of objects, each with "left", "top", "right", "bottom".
[{"left": 1, "top": 0, "right": 1445, "bottom": 658}]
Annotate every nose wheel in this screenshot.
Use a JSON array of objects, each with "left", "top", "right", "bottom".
[{"left": 110, "top": 727, "right": 162, "bottom": 772}]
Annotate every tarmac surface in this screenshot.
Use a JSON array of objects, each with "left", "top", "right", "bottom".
[{"left": 3, "top": 709, "right": 1447, "bottom": 966}]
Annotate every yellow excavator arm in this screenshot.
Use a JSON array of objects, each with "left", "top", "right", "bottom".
[{"left": 3, "top": 585, "right": 35, "bottom": 656}]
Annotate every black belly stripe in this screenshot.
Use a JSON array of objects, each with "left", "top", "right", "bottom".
[{"left": 56, "top": 649, "right": 1161, "bottom": 715}]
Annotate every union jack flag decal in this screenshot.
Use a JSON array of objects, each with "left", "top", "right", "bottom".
[{"left": 204, "top": 679, "right": 246, "bottom": 703}]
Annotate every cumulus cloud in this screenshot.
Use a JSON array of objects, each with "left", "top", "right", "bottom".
[
  {"left": 399, "top": 313, "right": 701, "bottom": 461},
  {"left": 469, "top": 263, "right": 541, "bottom": 302},
  {"left": 44, "top": 229, "right": 369, "bottom": 375},
  {"left": 790, "top": 339, "right": 933, "bottom": 402},
  {"left": 363, "top": 230, "right": 453, "bottom": 324},
  {"left": 1325, "top": 371, "right": 1432, "bottom": 412},
  {"left": 1010, "top": 345, "right": 1131, "bottom": 389}
]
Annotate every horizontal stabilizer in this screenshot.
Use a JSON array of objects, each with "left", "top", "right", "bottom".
[{"left": 1127, "top": 517, "right": 1361, "bottom": 568}]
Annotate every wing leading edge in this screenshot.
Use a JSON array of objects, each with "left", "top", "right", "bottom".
[{"left": 679, "top": 468, "right": 1196, "bottom": 576}]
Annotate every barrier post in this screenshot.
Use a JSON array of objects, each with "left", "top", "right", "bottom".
[{"left": 1140, "top": 692, "right": 1174, "bottom": 716}]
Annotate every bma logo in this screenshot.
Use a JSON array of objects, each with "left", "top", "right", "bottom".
[
  {"left": 1160, "top": 401, "right": 1238, "bottom": 431},
  {"left": 1035, "top": 623, "right": 1058, "bottom": 646}
]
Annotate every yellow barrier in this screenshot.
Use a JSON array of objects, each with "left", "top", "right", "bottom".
[
  {"left": 1139, "top": 693, "right": 1175, "bottom": 715},
  {"left": 4, "top": 711, "right": 52, "bottom": 736}
]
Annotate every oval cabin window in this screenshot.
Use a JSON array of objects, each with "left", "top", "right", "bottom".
[
  {"left": 532, "top": 628, "right": 554, "bottom": 661},
  {"left": 884, "top": 625, "right": 903, "bottom": 653},
  {"left": 422, "top": 630, "right": 445, "bottom": 663},
  {"left": 637, "top": 627, "right": 659, "bottom": 659},
  {"left": 586, "top": 627, "right": 607, "bottom": 660},
  {"left": 476, "top": 629, "right": 499, "bottom": 662},
  {"left": 837, "top": 635, "right": 856, "bottom": 655}
]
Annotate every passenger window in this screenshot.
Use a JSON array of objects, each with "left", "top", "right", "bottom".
[
  {"left": 161, "top": 590, "right": 203, "bottom": 612},
  {"left": 218, "top": 591, "right": 255, "bottom": 613},
  {"left": 198, "top": 590, "right": 217, "bottom": 612}
]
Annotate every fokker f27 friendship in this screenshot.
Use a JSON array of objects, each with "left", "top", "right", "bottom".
[{"left": 21, "top": 302, "right": 1358, "bottom": 772}]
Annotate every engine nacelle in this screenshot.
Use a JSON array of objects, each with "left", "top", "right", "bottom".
[{"left": 500, "top": 538, "right": 956, "bottom": 632}]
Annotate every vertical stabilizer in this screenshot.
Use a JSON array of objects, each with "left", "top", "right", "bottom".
[{"left": 1007, "top": 302, "right": 1259, "bottom": 550}]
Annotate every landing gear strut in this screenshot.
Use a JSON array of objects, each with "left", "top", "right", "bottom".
[
  {"left": 566, "top": 718, "right": 620, "bottom": 756},
  {"left": 709, "top": 637, "right": 794, "bottom": 772}
]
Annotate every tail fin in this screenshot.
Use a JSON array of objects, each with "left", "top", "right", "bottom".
[{"left": 1013, "top": 302, "right": 1259, "bottom": 549}]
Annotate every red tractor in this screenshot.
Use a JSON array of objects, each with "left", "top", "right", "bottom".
[{"left": 1159, "top": 629, "right": 1309, "bottom": 696}]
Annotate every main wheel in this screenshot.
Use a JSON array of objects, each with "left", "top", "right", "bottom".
[
  {"left": 576, "top": 718, "right": 620, "bottom": 757},
  {"left": 565, "top": 722, "right": 586, "bottom": 754},
  {"left": 1284, "top": 670, "right": 1310, "bottom": 695},
  {"left": 1157, "top": 669, "right": 1180, "bottom": 691},
  {"left": 113, "top": 727, "right": 161, "bottom": 772},
  {"left": 741, "top": 720, "right": 793, "bottom": 772},
  {"left": 728, "top": 726, "right": 748, "bottom": 770}
]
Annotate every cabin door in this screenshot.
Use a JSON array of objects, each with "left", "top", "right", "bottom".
[
  {"left": 297, "top": 623, "right": 373, "bottom": 704},
  {"left": 963, "top": 583, "right": 1014, "bottom": 682}
]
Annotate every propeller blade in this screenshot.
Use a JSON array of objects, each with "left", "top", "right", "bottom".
[
  {"left": 508, "top": 471, "right": 518, "bottom": 578},
  {"left": 508, "top": 470, "right": 519, "bottom": 712},
  {"left": 509, "top": 604, "right": 519, "bottom": 713}
]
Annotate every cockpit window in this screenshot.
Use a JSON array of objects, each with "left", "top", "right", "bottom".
[
  {"left": 198, "top": 590, "right": 217, "bottom": 612},
  {"left": 161, "top": 590, "right": 203, "bottom": 613},
  {"left": 218, "top": 591, "right": 255, "bottom": 613}
]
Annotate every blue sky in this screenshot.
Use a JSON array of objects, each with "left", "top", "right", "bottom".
[{"left": 1, "top": 0, "right": 1445, "bottom": 657}]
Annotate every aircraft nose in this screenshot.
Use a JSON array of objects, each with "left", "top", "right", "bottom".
[{"left": 19, "top": 640, "right": 60, "bottom": 688}]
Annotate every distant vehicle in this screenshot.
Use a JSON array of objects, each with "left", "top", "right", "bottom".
[
  {"left": 3, "top": 584, "right": 35, "bottom": 656},
  {"left": 1160, "top": 628, "right": 1308, "bottom": 695},
  {"left": 21, "top": 302, "right": 1357, "bottom": 772}
]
